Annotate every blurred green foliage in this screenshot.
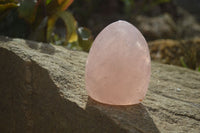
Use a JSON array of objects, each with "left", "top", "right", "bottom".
[
  {"left": 180, "top": 40, "right": 200, "bottom": 71},
  {"left": 120, "top": 0, "right": 171, "bottom": 16},
  {"left": 70, "top": 0, "right": 174, "bottom": 38},
  {"left": 0, "top": 0, "right": 92, "bottom": 52},
  {"left": 120, "top": 0, "right": 134, "bottom": 16},
  {"left": 0, "top": 0, "right": 199, "bottom": 72},
  {"left": 0, "top": 0, "right": 172, "bottom": 52}
]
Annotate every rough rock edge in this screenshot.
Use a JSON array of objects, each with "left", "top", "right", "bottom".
[{"left": 0, "top": 36, "right": 199, "bottom": 133}]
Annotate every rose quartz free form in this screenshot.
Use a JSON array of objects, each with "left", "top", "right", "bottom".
[{"left": 85, "top": 20, "right": 151, "bottom": 105}]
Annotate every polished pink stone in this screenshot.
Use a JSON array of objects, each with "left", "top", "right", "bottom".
[{"left": 85, "top": 20, "right": 151, "bottom": 105}]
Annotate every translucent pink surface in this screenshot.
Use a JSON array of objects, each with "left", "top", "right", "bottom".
[{"left": 85, "top": 20, "right": 151, "bottom": 105}]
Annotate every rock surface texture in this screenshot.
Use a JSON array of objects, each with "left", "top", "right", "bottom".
[{"left": 0, "top": 36, "right": 200, "bottom": 133}]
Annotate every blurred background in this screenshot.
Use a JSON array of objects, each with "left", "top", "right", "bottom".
[{"left": 0, "top": 0, "right": 200, "bottom": 71}]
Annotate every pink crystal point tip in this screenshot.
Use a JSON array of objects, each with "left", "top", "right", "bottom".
[{"left": 85, "top": 20, "right": 151, "bottom": 105}]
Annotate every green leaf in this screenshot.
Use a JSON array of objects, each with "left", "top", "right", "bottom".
[
  {"left": 68, "top": 29, "right": 78, "bottom": 43},
  {"left": 180, "top": 57, "right": 188, "bottom": 68},
  {"left": 0, "top": 2, "right": 18, "bottom": 14},
  {"left": 0, "top": 0, "right": 17, "bottom": 4},
  {"left": 46, "top": 0, "right": 73, "bottom": 16},
  {"left": 18, "top": 0, "right": 37, "bottom": 23},
  {"left": 29, "top": 16, "right": 48, "bottom": 42},
  {"left": 47, "top": 11, "right": 76, "bottom": 45},
  {"left": 58, "top": 0, "right": 74, "bottom": 11},
  {"left": 66, "top": 41, "right": 82, "bottom": 51},
  {"left": 58, "top": 11, "right": 76, "bottom": 44},
  {"left": 77, "top": 27, "right": 93, "bottom": 52},
  {"left": 51, "top": 33, "right": 66, "bottom": 45},
  {"left": 46, "top": 0, "right": 52, "bottom": 5},
  {"left": 46, "top": 15, "right": 58, "bottom": 42}
]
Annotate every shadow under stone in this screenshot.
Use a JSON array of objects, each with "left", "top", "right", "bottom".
[
  {"left": 86, "top": 97, "right": 160, "bottom": 133},
  {"left": 0, "top": 48, "right": 125, "bottom": 133}
]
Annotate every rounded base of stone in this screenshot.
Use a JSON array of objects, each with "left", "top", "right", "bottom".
[{"left": 88, "top": 96, "right": 143, "bottom": 106}]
